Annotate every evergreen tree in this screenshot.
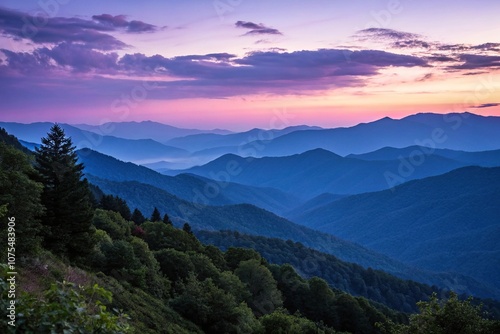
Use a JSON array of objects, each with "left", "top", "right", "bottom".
[
  {"left": 162, "top": 213, "right": 173, "bottom": 225},
  {"left": 131, "top": 208, "right": 146, "bottom": 225},
  {"left": 150, "top": 207, "right": 161, "bottom": 222},
  {"left": 182, "top": 222, "right": 193, "bottom": 235},
  {"left": 100, "top": 195, "right": 131, "bottom": 221},
  {"left": 34, "top": 124, "right": 95, "bottom": 261}
]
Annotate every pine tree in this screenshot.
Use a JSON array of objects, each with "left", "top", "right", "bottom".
[
  {"left": 100, "top": 194, "right": 131, "bottom": 220},
  {"left": 34, "top": 124, "right": 95, "bottom": 261},
  {"left": 131, "top": 208, "right": 146, "bottom": 225},
  {"left": 151, "top": 207, "right": 161, "bottom": 222},
  {"left": 162, "top": 213, "right": 173, "bottom": 225},
  {"left": 182, "top": 222, "right": 193, "bottom": 235}
]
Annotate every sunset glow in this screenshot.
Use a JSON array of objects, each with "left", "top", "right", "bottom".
[{"left": 1, "top": 0, "right": 499, "bottom": 130}]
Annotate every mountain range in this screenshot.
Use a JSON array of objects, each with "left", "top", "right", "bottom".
[
  {"left": 291, "top": 166, "right": 500, "bottom": 292},
  {"left": 77, "top": 148, "right": 301, "bottom": 214},
  {"left": 75, "top": 147, "right": 500, "bottom": 299},
  {"left": 3, "top": 112, "right": 500, "bottom": 170},
  {"left": 3, "top": 112, "right": 500, "bottom": 301},
  {"left": 0, "top": 122, "right": 189, "bottom": 163},
  {"left": 73, "top": 121, "right": 232, "bottom": 143},
  {"left": 172, "top": 148, "right": 470, "bottom": 198}
]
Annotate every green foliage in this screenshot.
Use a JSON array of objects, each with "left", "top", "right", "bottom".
[
  {"left": 34, "top": 124, "right": 96, "bottom": 262},
  {"left": 235, "top": 259, "right": 283, "bottom": 317},
  {"left": 271, "top": 263, "right": 403, "bottom": 333},
  {"left": 0, "top": 128, "right": 32, "bottom": 155},
  {"left": 203, "top": 244, "right": 228, "bottom": 271},
  {"left": 171, "top": 274, "right": 261, "bottom": 334},
  {"left": 188, "top": 252, "right": 220, "bottom": 281},
  {"left": 216, "top": 271, "right": 251, "bottom": 304},
  {"left": 225, "top": 247, "right": 262, "bottom": 271},
  {"left": 100, "top": 194, "right": 132, "bottom": 220},
  {"left": 198, "top": 230, "right": 446, "bottom": 313},
  {"left": 91, "top": 212, "right": 167, "bottom": 297},
  {"left": 0, "top": 142, "right": 44, "bottom": 256},
  {"left": 259, "top": 308, "right": 337, "bottom": 334},
  {"left": 95, "top": 274, "right": 201, "bottom": 334},
  {"left": 93, "top": 209, "right": 132, "bottom": 240},
  {"left": 384, "top": 292, "right": 500, "bottom": 334},
  {"left": 0, "top": 272, "right": 130, "bottom": 334},
  {"left": 154, "top": 248, "right": 194, "bottom": 284},
  {"left": 142, "top": 221, "right": 203, "bottom": 252}
]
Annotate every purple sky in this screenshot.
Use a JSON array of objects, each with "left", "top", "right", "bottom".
[{"left": 1, "top": 0, "right": 499, "bottom": 130}]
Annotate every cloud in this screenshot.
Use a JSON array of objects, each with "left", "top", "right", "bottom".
[
  {"left": 0, "top": 7, "right": 127, "bottom": 50},
  {"left": 0, "top": 7, "right": 162, "bottom": 50},
  {"left": 356, "top": 28, "right": 500, "bottom": 60},
  {"left": 391, "top": 38, "right": 500, "bottom": 54},
  {"left": 356, "top": 28, "right": 421, "bottom": 41},
  {"left": 471, "top": 103, "right": 500, "bottom": 109},
  {"left": 449, "top": 54, "right": 500, "bottom": 70},
  {"left": 115, "top": 48, "right": 428, "bottom": 98},
  {"left": 418, "top": 73, "right": 433, "bottom": 82},
  {"left": 426, "top": 55, "right": 457, "bottom": 62},
  {"left": 1, "top": 44, "right": 431, "bottom": 103},
  {"left": 92, "top": 14, "right": 159, "bottom": 33},
  {"left": 235, "top": 21, "right": 282, "bottom": 35},
  {"left": 39, "top": 43, "right": 120, "bottom": 73}
]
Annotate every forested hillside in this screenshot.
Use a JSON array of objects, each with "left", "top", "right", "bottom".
[
  {"left": 1, "top": 127, "right": 499, "bottom": 333},
  {"left": 292, "top": 166, "right": 500, "bottom": 293}
]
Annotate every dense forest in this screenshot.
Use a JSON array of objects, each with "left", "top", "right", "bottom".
[
  {"left": 1, "top": 126, "right": 500, "bottom": 333},
  {"left": 196, "top": 230, "right": 500, "bottom": 316}
]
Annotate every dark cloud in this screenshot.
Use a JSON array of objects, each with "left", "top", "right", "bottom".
[
  {"left": 0, "top": 7, "right": 127, "bottom": 50},
  {"left": 235, "top": 21, "right": 282, "bottom": 35},
  {"left": 462, "top": 71, "right": 488, "bottom": 76},
  {"left": 0, "top": 48, "right": 53, "bottom": 75},
  {"left": 356, "top": 28, "right": 500, "bottom": 60},
  {"left": 449, "top": 54, "right": 500, "bottom": 70},
  {"left": 418, "top": 73, "right": 433, "bottom": 82},
  {"left": 471, "top": 43, "right": 500, "bottom": 52},
  {"left": 393, "top": 39, "right": 431, "bottom": 49},
  {"left": 356, "top": 28, "right": 421, "bottom": 41},
  {"left": 427, "top": 55, "right": 457, "bottom": 62},
  {"left": 471, "top": 103, "right": 500, "bottom": 108},
  {"left": 92, "top": 14, "right": 159, "bottom": 33},
  {"left": 391, "top": 38, "right": 500, "bottom": 54},
  {"left": 116, "top": 48, "right": 427, "bottom": 98},
  {"left": 39, "top": 43, "right": 120, "bottom": 73},
  {"left": 235, "top": 21, "right": 262, "bottom": 30}
]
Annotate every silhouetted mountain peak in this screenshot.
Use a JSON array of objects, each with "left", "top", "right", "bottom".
[{"left": 298, "top": 148, "right": 342, "bottom": 159}]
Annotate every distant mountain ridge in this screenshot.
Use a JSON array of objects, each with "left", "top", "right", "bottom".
[
  {"left": 233, "top": 112, "right": 500, "bottom": 158},
  {"left": 73, "top": 120, "right": 232, "bottom": 143},
  {"left": 291, "top": 166, "right": 500, "bottom": 292},
  {"left": 348, "top": 145, "right": 500, "bottom": 166},
  {"left": 165, "top": 125, "right": 323, "bottom": 151},
  {"left": 173, "top": 148, "right": 469, "bottom": 199},
  {"left": 77, "top": 148, "right": 302, "bottom": 214},
  {"left": 4, "top": 112, "right": 500, "bottom": 169},
  {"left": 0, "top": 122, "right": 189, "bottom": 163}
]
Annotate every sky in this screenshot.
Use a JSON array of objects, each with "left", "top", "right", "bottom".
[{"left": 0, "top": 0, "right": 499, "bottom": 130}]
